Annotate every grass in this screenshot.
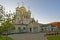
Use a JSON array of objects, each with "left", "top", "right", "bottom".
[
  {"left": 47, "top": 35, "right": 60, "bottom": 40},
  {"left": 0, "top": 36, "right": 13, "bottom": 40}
]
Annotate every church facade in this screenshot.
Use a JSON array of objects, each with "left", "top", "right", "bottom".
[{"left": 14, "top": 6, "right": 41, "bottom": 32}]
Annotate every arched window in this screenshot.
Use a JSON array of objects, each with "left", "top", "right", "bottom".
[{"left": 18, "top": 27, "right": 21, "bottom": 30}]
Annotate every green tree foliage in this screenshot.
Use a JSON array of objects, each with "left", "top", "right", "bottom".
[
  {"left": 0, "top": 5, "right": 15, "bottom": 37},
  {"left": 1, "top": 19, "right": 14, "bottom": 34}
]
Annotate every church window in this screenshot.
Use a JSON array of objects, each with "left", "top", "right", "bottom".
[
  {"left": 18, "top": 27, "right": 21, "bottom": 30},
  {"left": 23, "top": 27, "right": 25, "bottom": 30}
]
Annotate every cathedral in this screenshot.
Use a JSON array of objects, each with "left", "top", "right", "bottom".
[{"left": 14, "top": 5, "right": 41, "bottom": 32}]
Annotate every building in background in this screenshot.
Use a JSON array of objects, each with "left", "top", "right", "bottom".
[{"left": 40, "top": 24, "right": 58, "bottom": 32}]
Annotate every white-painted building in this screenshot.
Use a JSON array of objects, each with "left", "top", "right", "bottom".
[
  {"left": 14, "top": 6, "right": 41, "bottom": 32},
  {"left": 40, "top": 24, "right": 58, "bottom": 32}
]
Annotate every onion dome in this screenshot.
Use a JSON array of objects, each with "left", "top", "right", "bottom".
[{"left": 19, "top": 6, "right": 26, "bottom": 12}]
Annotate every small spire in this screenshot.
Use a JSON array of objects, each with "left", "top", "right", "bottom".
[
  {"left": 28, "top": 6, "right": 31, "bottom": 13},
  {"left": 22, "top": 1, "right": 24, "bottom": 6},
  {"left": 28, "top": 6, "right": 30, "bottom": 10},
  {"left": 17, "top": 2, "right": 20, "bottom": 7}
]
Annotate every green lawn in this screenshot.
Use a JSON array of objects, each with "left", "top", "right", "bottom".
[
  {"left": 0, "top": 36, "right": 13, "bottom": 40},
  {"left": 47, "top": 35, "right": 60, "bottom": 40}
]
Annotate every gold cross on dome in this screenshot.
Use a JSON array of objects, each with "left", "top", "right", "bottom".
[{"left": 22, "top": 0, "right": 24, "bottom": 6}]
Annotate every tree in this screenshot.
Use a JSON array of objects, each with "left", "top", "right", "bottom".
[
  {"left": 1, "top": 13, "right": 15, "bottom": 40},
  {"left": 0, "top": 5, "right": 15, "bottom": 37},
  {"left": 0, "top": 4, "right": 15, "bottom": 40},
  {"left": 0, "top": 5, "right": 5, "bottom": 37},
  {"left": 2, "top": 13, "right": 15, "bottom": 33}
]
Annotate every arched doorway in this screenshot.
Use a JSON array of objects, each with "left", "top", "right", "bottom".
[{"left": 30, "top": 28, "right": 32, "bottom": 32}]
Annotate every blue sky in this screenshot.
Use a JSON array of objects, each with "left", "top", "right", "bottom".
[{"left": 0, "top": 0, "right": 60, "bottom": 24}]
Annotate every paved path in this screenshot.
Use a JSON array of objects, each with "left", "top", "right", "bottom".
[{"left": 9, "top": 33, "right": 48, "bottom": 40}]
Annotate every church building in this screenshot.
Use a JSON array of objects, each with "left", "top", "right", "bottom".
[{"left": 14, "top": 5, "right": 41, "bottom": 32}]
